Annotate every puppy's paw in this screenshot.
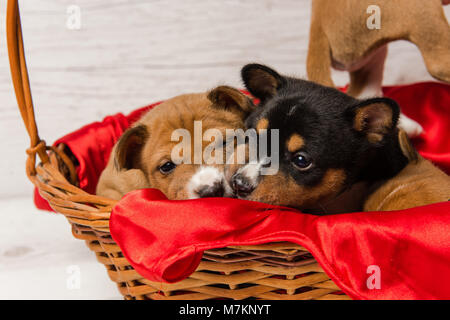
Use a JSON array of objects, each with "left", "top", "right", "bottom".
[
  {"left": 187, "top": 166, "right": 232, "bottom": 199},
  {"left": 398, "top": 113, "right": 424, "bottom": 138},
  {"left": 96, "top": 168, "right": 150, "bottom": 200},
  {"left": 231, "top": 158, "right": 270, "bottom": 198}
]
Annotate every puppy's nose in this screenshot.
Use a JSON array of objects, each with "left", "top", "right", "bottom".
[
  {"left": 196, "top": 182, "right": 225, "bottom": 198},
  {"left": 231, "top": 173, "right": 254, "bottom": 198}
]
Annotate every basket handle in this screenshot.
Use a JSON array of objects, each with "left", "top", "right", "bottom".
[
  {"left": 6, "top": 0, "right": 48, "bottom": 175},
  {"left": 7, "top": 1, "right": 79, "bottom": 183}
]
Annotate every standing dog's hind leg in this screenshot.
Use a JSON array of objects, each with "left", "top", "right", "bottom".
[
  {"left": 347, "top": 45, "right": 387, "bottom": 98},
  {"left": 306, "top": 20, "right": 334, "bottom": 87}
]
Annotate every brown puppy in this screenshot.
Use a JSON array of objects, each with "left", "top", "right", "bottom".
[
  {"left": 364, "top": 130, "right": 450, "bottom": 211},
  {"left": 96, "top": 87, "right": 254, "bottom": 200},
  {"left": 307, "top": 0, "right": 450, "bottom": 137}
]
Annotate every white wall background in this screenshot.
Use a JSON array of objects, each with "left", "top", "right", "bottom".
[
  {"left": 0, "top": 0, "right": 448, "bottom": 299},
  {"left": 0, "top": 0, "right": 448, "bottom": 198}
]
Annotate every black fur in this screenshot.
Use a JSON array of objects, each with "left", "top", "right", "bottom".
[{"left": 242, "top": 63, "right": 408, "bottom": 193}]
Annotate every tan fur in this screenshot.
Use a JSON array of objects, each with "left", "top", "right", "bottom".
[
  {"left": 307, "top": 0, "right": 450, "bottom": 96},
  {"left": 248, "top": 168, "right": 346, "bottom": 210},
  {"left": 398, "top": 129, "right": 419, "bottom": 162},
  {"left": 364, "top": 129, "right": 450, "bottom": 210},
  {"left": 256, "top": 118, "right": 269, "bottom": 133},
  {"left": 286, "top": 134, "right": 305, "bottom": 153},
  {"left": 364, "top": 155, "right": 450, "bottom": 211},
  {"left": 97, "top": 90, "right": 251, "bottom": 200}
]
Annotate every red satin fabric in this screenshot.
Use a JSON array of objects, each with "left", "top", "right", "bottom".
[
  {"left": 32, "top": 83, "right": 450, "bottom": 299},
  {"left": 383, "top": 82, "right": 450, "bottom": 174},
  {"left": 111, "top": 189, "right": 450, "bottom": 300}
]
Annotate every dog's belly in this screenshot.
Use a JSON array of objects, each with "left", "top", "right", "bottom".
[
  {"left": 331, "top": 56, "right": 368, "bottom": 72},
  {"left": 331, "top": 45, "right": 387, "bottom": 72}
]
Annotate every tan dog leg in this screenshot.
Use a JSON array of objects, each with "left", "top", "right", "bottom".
[
  {"left": 306, "top": 21, "right": 334, "bottom": 87},
  {"left": 347, "top": 45, "right": 388, "bottom": 98},
  {"left": 409, "top": 8, "right": 450, "bottom": 83}
]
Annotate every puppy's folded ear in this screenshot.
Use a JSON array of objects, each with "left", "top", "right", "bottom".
[
  {"left": 349, "top": 97, "right": 400, "bottom": 144},
  {"left": 398, "top": 129, "right": 419, "bottom": 162},
  {"left": 241, "top": 64, "right": 285, "bottom": 102},
  {"left": 114, "top": 125, "right": 148, "bottom": 170},
  {"left": 207, "top": 85, "right": 255, "bottom": 115}
]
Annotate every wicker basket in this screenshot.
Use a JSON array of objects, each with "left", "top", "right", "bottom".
[{"left": 6, "top": 0, "right": 350, "bottom": 300}]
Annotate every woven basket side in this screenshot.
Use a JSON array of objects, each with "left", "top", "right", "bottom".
[{"left": 74, "top": 223, "right": 350, "bottom": 300}]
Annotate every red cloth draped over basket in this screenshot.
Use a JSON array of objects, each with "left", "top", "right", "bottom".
[{"left": 33, "top": 83, "right": 450, "bottom": 299}]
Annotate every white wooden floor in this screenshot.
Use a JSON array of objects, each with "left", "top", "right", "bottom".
[{"left": 0, "top": 0, "right": 448, "bottom": 299}]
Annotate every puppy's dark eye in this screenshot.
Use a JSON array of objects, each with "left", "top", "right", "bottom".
[
  {"left": 159, "top": 161, "right": 176, "bottom": 174},
  {"left": 291, "top": 152, "right": 313, "bottom": 171}
]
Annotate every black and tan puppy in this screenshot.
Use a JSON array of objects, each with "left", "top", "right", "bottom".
[{"left": 227, "top": 64, "right": 409, "bottom": 214}]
